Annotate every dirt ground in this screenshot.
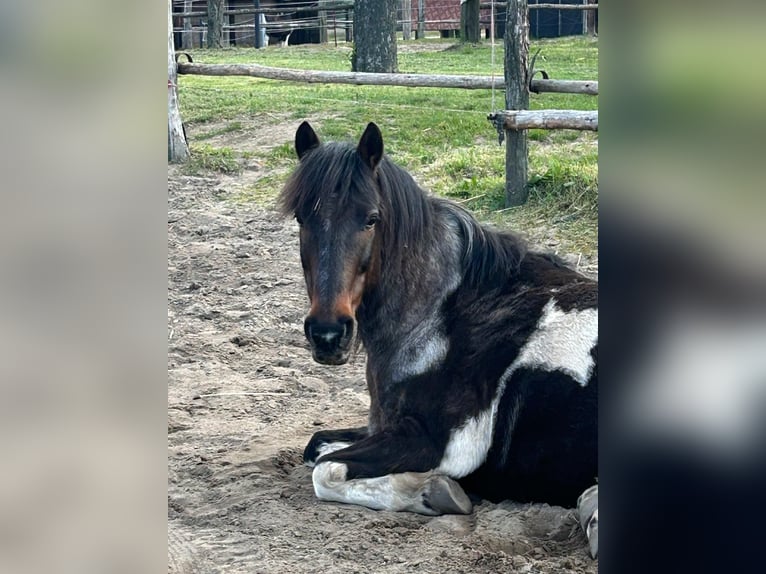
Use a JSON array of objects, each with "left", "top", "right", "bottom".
[{"left": 168, "top": 125, "right": 598, "bottom": 574}]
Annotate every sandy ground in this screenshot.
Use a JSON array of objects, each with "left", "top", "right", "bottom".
[{"left": 168, "top": 125, "right": 598, "bottom": 573}]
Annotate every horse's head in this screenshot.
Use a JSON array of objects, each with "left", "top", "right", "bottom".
[{"left": 281, "top": 121, "right": 385, "bottom": 365}]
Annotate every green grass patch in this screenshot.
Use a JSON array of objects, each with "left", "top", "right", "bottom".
[
  {"left": 176, "top": 36, "right": 598, "bottom": 256},
  {"left": 182, "top": 144, "right": 244, "bottom": 175}
]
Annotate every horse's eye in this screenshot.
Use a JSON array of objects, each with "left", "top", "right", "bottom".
[{"left": 365, "top": 214, "right": 380, "bottom": 230}]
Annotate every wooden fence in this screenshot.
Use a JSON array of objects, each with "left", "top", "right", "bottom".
[
  {"left": 488, "top": 0, "right": 597, "bottom": 205},
  {"left": 173, "top": 1, "right": 598, "bottom": 48},
  {"left": 177, "top": 60, "right": 597, "bottom": 95},
  {"left": 170, "top": 1, "right": 598, "bottom": 206}
]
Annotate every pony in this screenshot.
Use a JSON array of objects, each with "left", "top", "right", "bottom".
[{"left": 278, "top": 122, "right": 599, "bottom": 557}]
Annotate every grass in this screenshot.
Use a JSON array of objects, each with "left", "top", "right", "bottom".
[
  {"left": 182, "top": 144, "right": 241, "bottom": 175},
  {"left": 176, "top": 36, "right": 598, "bottom": 257}
]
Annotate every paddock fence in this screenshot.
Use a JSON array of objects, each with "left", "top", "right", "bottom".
[
  {"left": 176, "top": 59, "right": 598, "bottom": 96},
  {"left": 172, "top": 1, "right": 598, "bottom": 206},
  {"left": 171, "top": 1, "right": 598, "bottom": 49}
]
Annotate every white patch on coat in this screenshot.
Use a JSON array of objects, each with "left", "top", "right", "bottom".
[
  {"left": 437, "top": 299, "right": 598, "bottom": 478},
  {"left": 515, "top": 299, "right": 598, "bottom": 386},
  {"left": 437, "top": 404, "right": 499, "bottom": 478},
  {"left": 312, "top": 462, "right": 461, "bottom": 515},
  {"left": 393, "top": 333, "right": 449, "bottom": 382},
  {"left": 389, "top": 226, "right": 463, "bottom": 382}
]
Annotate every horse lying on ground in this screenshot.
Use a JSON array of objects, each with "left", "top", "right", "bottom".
[{"left": 278, "top": 122, "right": 599, "bottom": 558}]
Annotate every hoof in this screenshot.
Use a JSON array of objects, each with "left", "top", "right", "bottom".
[
  {"left": 577, "top": 484, "right": 598, "bottom": 559},
  {"left": 423, "top": 475, "right": 473, "bottom": 515},
  {"left": 586, "top": 513, "right": 598, "bottom": 559}
]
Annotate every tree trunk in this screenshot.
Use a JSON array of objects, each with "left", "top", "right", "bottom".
[
  {"left": 207, "top": 0, "right": 224, "bottom": 48},
  {"left": 461, "top": 0, "right": 481, "bottom": 43},
  {"left": 168, "top": 0, "right": 189, "bottom": 163},
  {"left": 504, "top": 0, "right": 529, "bottom": 206},
  {"left": 352, "top": 0, "right": 398, "bottom": 73}
]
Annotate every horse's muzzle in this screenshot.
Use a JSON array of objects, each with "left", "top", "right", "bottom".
[{"left": 304, "top": 316, "right": 355, "bottom": 365}]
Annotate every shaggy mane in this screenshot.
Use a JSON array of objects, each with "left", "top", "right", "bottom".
[{"left": 279, "top": 141, "right": 531, "bottom": 286}]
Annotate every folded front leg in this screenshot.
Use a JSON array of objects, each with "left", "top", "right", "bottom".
[
  {"left": 303, "top": 426, "right": 369, "bottom": 466},
  {"left": 313, "top": 462, "right": 472, "bottom": 516},
  {"left": 311, "top": 419, "right": 472, "bottom": 516}
]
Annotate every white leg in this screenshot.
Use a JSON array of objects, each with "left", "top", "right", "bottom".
[{"left": 312, "top": 461, "right": 472, "bottom": 516}]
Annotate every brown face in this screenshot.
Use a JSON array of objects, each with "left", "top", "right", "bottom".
[
  {"left": 298, "top": 208, "right": 380, "bottom": 364},
  {"left": 290, "top": 121, "right": 386, "bottom": 365}
]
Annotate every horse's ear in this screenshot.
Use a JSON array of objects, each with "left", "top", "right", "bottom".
[
  {"left": 357, "top": 122, "right": 384, "bottom": 170},
  {"left": 295, "top": 121, "right": 320, "bottom": 159}
]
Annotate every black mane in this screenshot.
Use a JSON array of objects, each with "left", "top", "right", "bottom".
[
  {"left": 280, "top": 142, "right": 533, "bottom": 287},
  {"left": 436, "top": 199, "right": 528, "bottom": 288}
]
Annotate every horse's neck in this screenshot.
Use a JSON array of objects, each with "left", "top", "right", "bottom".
[{"left": 359, "top": 208, "right": 464, "bottom": 377}]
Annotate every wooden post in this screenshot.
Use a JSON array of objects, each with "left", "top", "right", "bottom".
[
  {"left": 183, "top": 0, "right": 193, "bottom": 49},
  {"left": 319, "top": 1, "right": 328, "bottom": 44},
  {"left": 558, "top": 0, "right": 562, "bottom": 38},
  {"left": 172, "top": 3, "right": 182, "bottom": 50},
  {"left": 254, "top": 0, "right": 263, "bottom": 48},
  {"left": 402, "top": 0, "right": 412, "bottom": 40},
  {"left": 504, "top": 0, "right": 529, "bottom": 206},
  {"left": 417, "top": 0, "right": 426, "bottom": 39},
  {"left": 168, "top": 0, "right": 189, "bottom": 163},
  {"left": 228, "top": 11, "right": 236, "bottom": 46},
  {"left": 346, "top": 9, "right": 353, "bottom": 42},
  {"left": 585, "top": 0, "right": 596, "bottom": 35}
]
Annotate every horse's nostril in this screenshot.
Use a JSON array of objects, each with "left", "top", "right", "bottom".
[
  {"left": 339, "top": 316, "right": 354, "bottom": 340},
  {"left": 304, "top": 318, "right": 316, "bottom": 343}
]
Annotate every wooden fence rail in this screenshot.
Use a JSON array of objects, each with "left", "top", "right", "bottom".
[
  {"left": 485, "top": 2, "right": 599, "bottom": 9},
  {"left": 174, "top": 4, "right": 354, "bottom": 19},
  {"left": 175, "top": 3, "right": 598, "bottom": 19},
  {"left": 177, "top": 61, "right": 598, "bottom": 95},
  {"left": 490, "top": 109, "right": 598, "bottom": 131}
]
